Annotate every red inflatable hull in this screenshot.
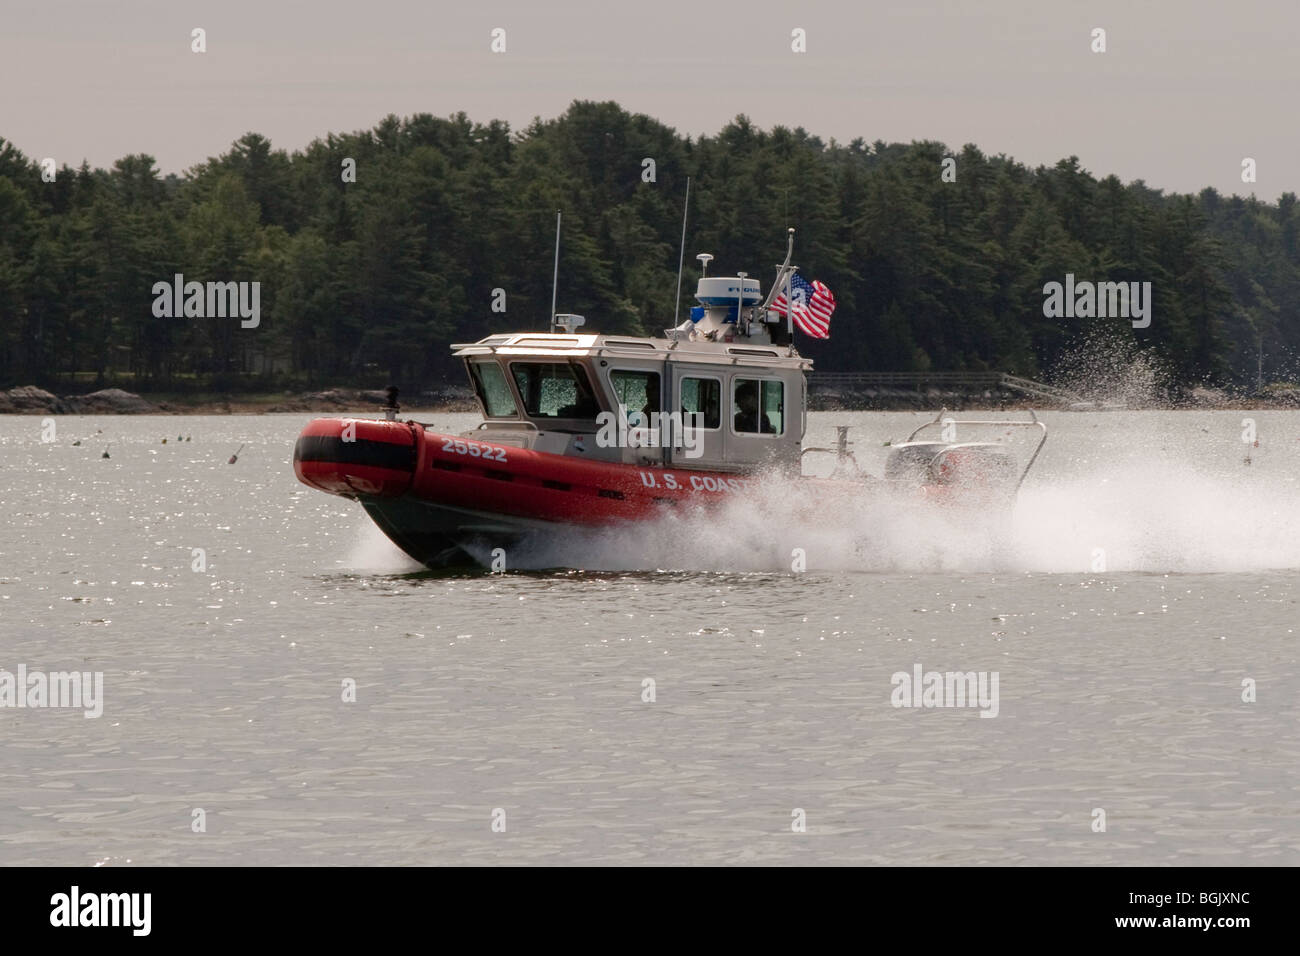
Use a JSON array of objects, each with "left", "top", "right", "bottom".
[
  {"left": 293, "top": 417, "right": 795, "bottom": 565},
  {"left": 295, "top": 417, "right": 775, "bottom": 518}
]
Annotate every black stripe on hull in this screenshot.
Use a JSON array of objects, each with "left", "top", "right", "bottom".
[{"left": 294, "top": 435, "right": 416, "bottom": 472}]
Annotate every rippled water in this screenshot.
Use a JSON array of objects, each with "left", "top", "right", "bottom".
[{"left": 1, "top": 411, "right": 1298, "bottom": 865}]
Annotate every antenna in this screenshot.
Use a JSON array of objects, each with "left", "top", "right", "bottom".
[
  {"left": 785, "top": 263, "right": 795, "bottom": 353},
  {"left": 696, "top": 252, "right": 713, "bottom": 277},
  {"left": 736, "top": 271, "right": 747, "bottom": 334},
  {"left": 673, "top": 177, "right": 691, "bottom": 326},
  {"left": 549, "top": 210, "right": 561, "bottom": 332}
]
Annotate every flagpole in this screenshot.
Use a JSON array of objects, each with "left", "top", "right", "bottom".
[{"left": 759, "top": 228, "right": 795, "bottom": 313}]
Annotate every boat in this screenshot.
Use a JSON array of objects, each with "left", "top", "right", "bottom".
[{"left": 293, "top": 231, "right": 1047, "bottom": 568}]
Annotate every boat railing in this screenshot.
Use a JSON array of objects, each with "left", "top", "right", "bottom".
[
  {"left": 905, "top": 408, "right": 1048, "bottom": 492},
  {"left": 801, "top": 425, "right": 864, "bottom": 478}
]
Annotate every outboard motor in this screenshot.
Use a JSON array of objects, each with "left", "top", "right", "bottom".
[
  {"left": 885, "top": 440, "right": 1019, "bottom": 496},
  {"left": 884, "top": 442, "right": 951, "bottom": 483},
  {"left": 927, "top": 443, "right": 1019, "bottom": 493},
  {"left": 882, "top": 410, "right": 1048, "bottom": 501}
]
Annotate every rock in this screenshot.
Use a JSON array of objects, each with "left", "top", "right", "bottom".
[
  {"left": 1189, "top": 386, "right": 1229, "bottom": 407},
  {"left": 62, "top": 388, "right": 158, "bottom": 414},
  {"left": 305, "top": 389, "right": 352, "bottom": 405},
  {"left": 418, "top": 386, "right": 477, "bottom": 411},
  {"left": 2, "top": 386, "right": 66, "bottom": 413},
  {"left": 1258, "top": 387, "right": 1300, "bottom": 407},
  {"left": 265, "top": 398, "right": 312, "bottom": 413}
]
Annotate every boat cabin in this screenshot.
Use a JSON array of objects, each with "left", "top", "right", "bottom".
[{"left": 451, "top": 270, "right": 812, "bottom": 474}]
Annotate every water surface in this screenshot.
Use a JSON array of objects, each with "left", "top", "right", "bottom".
[{"left": 1, "top": 411, "right": 1297, "bottom": 864}]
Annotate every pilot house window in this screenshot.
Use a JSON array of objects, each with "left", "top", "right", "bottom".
[
  {"left": 680, "top": 377, "right": 721, "bottom": 429},
  {"left": 732, "top": 378, "right": 783, "bottom": 435},
  {"left": 510, "top": 362, "right": 599, "bottom": 419},
  {"left": 609, "top": 370, "right": 660, "bottom": 427},
  {"left": 469, "top": 361, "right": 520, "bottom": 418}
]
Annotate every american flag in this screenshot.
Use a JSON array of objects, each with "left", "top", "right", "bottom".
[{"left": 771, "top": 273, "right": 836, "bottom": 339}]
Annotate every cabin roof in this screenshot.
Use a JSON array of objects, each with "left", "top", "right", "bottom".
[{"left": 450, "top": 332, "right": 813, "bottom": 371}]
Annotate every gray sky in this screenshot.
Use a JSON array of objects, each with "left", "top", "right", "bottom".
[{"left": 2, "top": 0, "right": 1293, "bottom": 198}]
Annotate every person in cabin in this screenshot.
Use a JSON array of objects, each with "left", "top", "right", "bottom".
[
  {"left": 734, "top": 382, "right": 754, "bottom": 432},
  {"left": 640, "top": 381, "right": 660, "bottom": 424},
  {"left": 734, "top": 381, "right": 776, "bottom": 434}
]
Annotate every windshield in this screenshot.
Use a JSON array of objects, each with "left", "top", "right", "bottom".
[
  {"left": 509, "top": 362, "right": 600, "bottom": 419},
  {"left": 469, "top": 361, "right": 520, "bottom": 417}
]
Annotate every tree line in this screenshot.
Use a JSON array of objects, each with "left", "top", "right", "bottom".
[{"left": 1, "top": 100, "right": 1296, "bottom": 395}]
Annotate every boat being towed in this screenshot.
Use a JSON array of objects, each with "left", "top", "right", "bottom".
[{"left": 293, "top": 234, "right": 1046, "bottom": 568}]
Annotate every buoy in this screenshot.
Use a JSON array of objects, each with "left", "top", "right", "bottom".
[
  {"left": 162, "top": 438, "right": 167, "bottom": 444},
  {"left": 186, "top": 436, "right": 191, "bottom": 442},
  {"left": 101, "top": 445, "right": 111, "bottom": 459},
  {"left": 228, "top": 443, "right": 244, "bottom": 464},
  {"left": 72, "top": 440, "right": 81, "bottom": 446}
]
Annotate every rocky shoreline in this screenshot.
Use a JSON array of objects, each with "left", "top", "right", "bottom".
[
  {"left": 0, "top": 386, "right": 160, "bottom": 414},
  {"left": 0, "top": 385, "right": 478, "bottom": 415},
  {"left": 4, "top": 383, "right": 1300, "bottom": 414}
]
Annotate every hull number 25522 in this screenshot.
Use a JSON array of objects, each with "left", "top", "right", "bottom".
[{"left": 440, "top": 438, "right": 508, "bottom": 462}]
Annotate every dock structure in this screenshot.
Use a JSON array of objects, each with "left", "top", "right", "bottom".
[{"left": 807, "top": 371, "right": 1085, "bottom": 407}]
